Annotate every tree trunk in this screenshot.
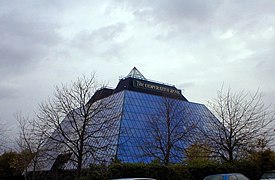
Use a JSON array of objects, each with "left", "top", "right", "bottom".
[{"left": 77, "top": 159, "right": 82, "bottom": 178}]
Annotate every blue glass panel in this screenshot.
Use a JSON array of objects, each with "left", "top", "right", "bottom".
[{"left": 115, "top": 90, "right": 219, "bottom": 164}]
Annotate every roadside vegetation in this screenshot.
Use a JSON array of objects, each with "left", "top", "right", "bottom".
[{"left": 1, "top": 150, "right": 275, "bottom": 180}]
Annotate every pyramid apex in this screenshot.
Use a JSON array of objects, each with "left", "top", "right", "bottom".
[{"left": 126, "top": 67, "right": 147, "bottom": 80}]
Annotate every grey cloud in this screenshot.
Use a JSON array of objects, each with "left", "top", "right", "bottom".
[
  {"left": 72, "top": 23, "right": 126, "bottom": 58},
  {"left": 215, "top": 1, "right": 275, "bottom": 29},
  {"left": 95, "top": 23, "right": 126, "bottom": 40},
  {"left": 0, "top": 11, "right": 61, "bottom": 77},
  {"left": 73, "top": 23, "right": 126, "bottom": 45},
  {"left": 251, "top": 48, "right": 275, "bottom": 77},
  {"left": 120, "top": 0, "right": 275, "bottom": 42},
  {"left": 150, "top": 0, "right": 222, "bottom": 23},
  {"left": 177, "top": 82, "right": 195, "bottom": 91},
  {"left": 121, "top": 0, "right": 222, "bottom": 25},
  {"left": 0, "top": 84, "right": 19, "bottom": 100}
]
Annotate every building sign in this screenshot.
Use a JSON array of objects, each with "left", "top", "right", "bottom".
[{"left": 133, "top": 80, "right": 181, "bottom": 96}]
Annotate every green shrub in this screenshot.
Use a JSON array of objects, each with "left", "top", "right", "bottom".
[{"left": 81, "top": 160, "right": 261, "bottom": 180}]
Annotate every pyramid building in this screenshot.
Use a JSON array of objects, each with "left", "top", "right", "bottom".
[{"left": 36, "top": 67, "right": 218, "bottom": 171}]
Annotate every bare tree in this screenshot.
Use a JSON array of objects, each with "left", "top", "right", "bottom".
[
  {"left": 0, "top": 121, "right": 8, "bottom": 152},
  {"left": 36, "top": 74, "right": 120, "bottom": 177},
  {"left": 16, "top": 112, "right": 48, "bottom": 180},
  {"left": 141, "top": 97, "right": 197, "bottom": 165},
  {"left": 202, "top": 87, "right": 275, "bottom": 162}
]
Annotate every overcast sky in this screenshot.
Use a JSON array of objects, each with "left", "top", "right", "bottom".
[{"left": 1, "top": 0, "right": 275, "bottom": 142}]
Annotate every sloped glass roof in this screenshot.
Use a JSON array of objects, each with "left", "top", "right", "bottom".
[
  {"left": 116, "top": 90, "right": 216, "bottom": 163},
  {"left": 125, "top": 67, "right": 147, "bottom": 80}
]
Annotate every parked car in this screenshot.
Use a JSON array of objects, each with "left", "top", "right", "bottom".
[
  {"left": 260, "top": 170, "right": 275, "bottom": 180},
  {"left": 203, "top": 173, "right": 249, "bottom": 180}
]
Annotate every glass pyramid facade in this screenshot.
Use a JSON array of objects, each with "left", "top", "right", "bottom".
[
  {"left": 114, "top": 90, "right": 215, "bottom": 164},
  {"left": 35, "top": 68, "right": 218, "bottom": 170}
]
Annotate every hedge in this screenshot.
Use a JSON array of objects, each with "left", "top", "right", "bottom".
[{"left": 81, "top": 161, "right": 261, "bottom": 180}]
